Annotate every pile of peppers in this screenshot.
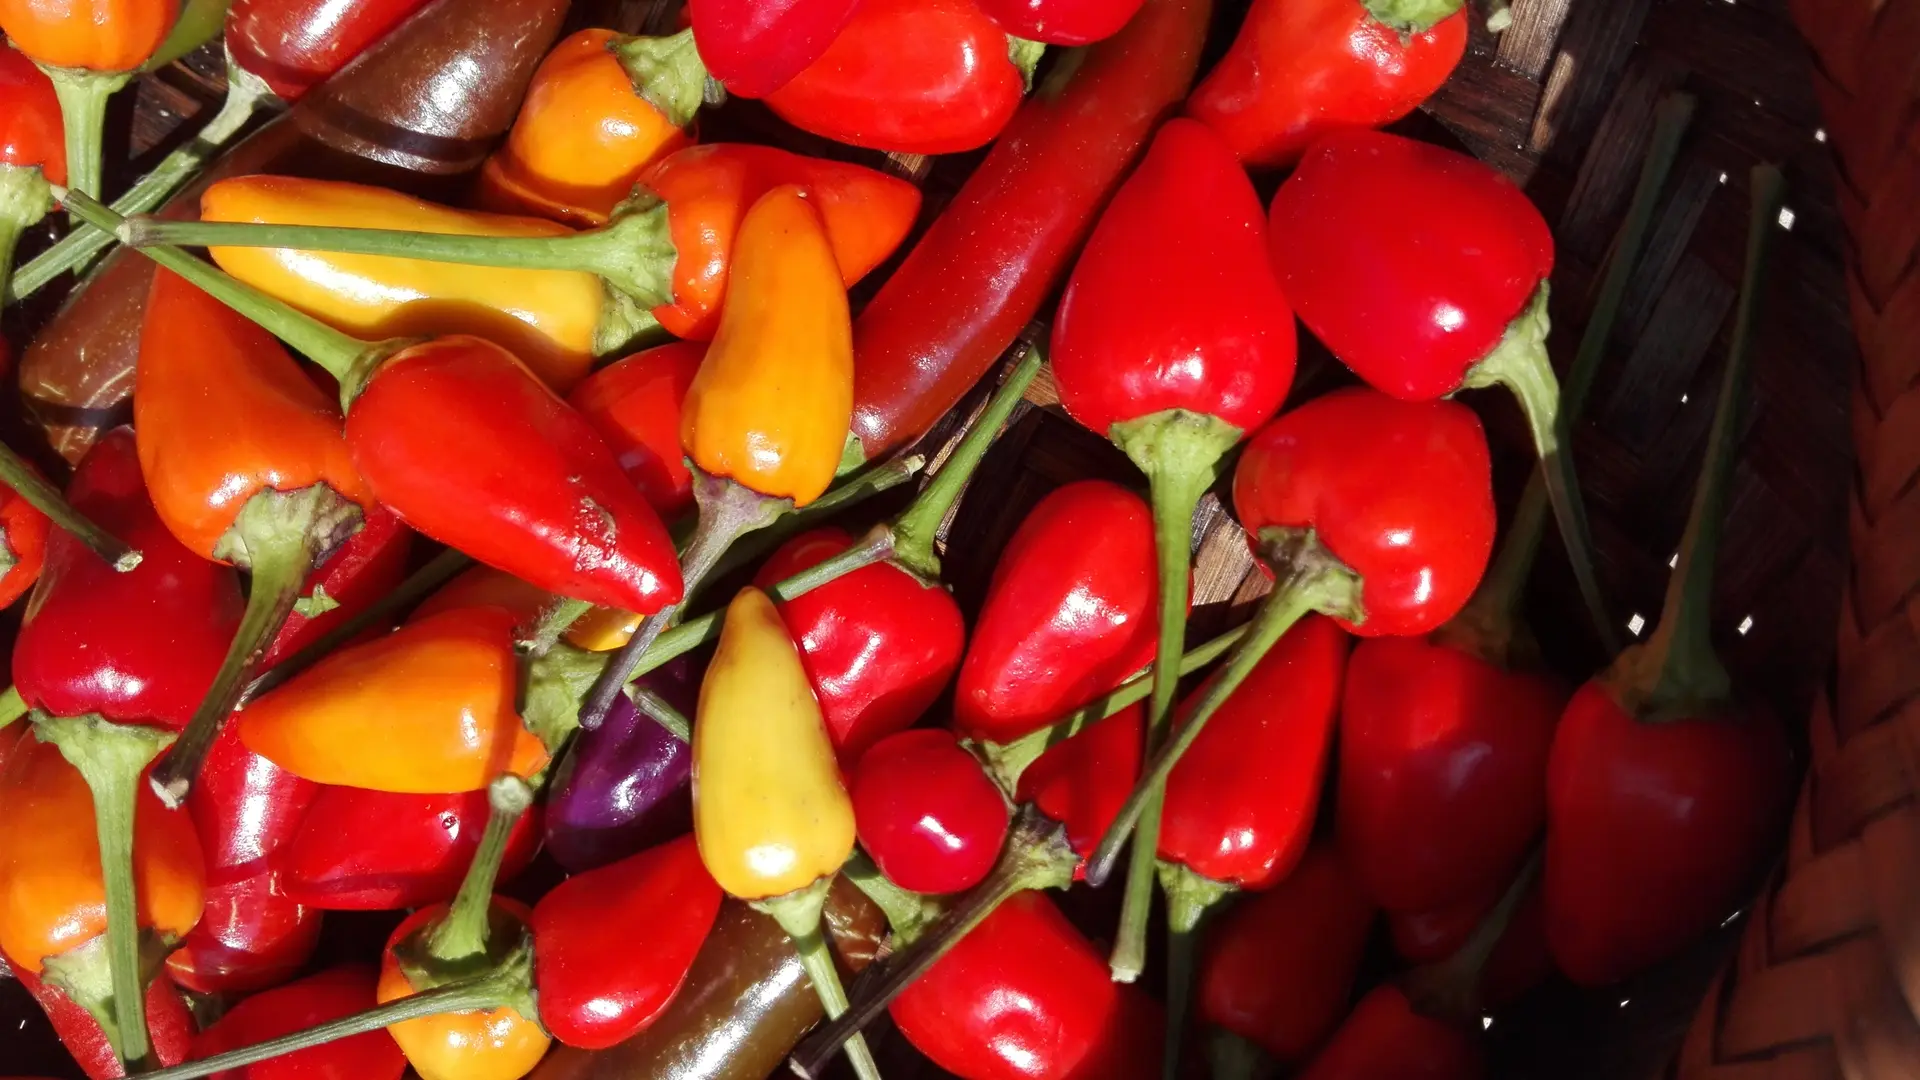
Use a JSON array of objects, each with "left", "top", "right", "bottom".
[{"left": 0, "top": 0, "right": 1802, "bottom": 1078}]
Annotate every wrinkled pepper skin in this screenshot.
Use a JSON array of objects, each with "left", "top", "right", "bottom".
[
  {"left": 190, "top": 964, "right": 407, "bottom": 1080},
  {"left": 1161, "top": 615, "right": 1349, "bottom": 889},
  {"left": 524, "top": 880, "right": 884, "bottom": 1080},
  {"left": 545, "top": 665, "right": 696, "bottom": 874},
  {"left": 1018, "top": 703, "right": 1143, "bottom": 867},
  {"left": 1187, "top": 0, "right": 1468, "bottom": 169},
  {"left": 567, "top": 340, "right": 703, "bottom": 520},
  {"left": 1339, "top": 636, "right": 1566, "bottom": 913},
  {"left": 0, "top": 42, "right": 65, "bottom": 184},
  {"left": 0, "top": 0, "right": 175, "bottom": 71},
  {"left": 200, "top": 176, "right": 604, "bottom": 392},
  {"left": 13, "top": 429, "right": 244, "bottom": 729},
  {"left": 376, "top": 901, "right": 549, "bottom": 1080},
  {"left": 226, "top": 0, "right": 437, "bottom": 103},
  {"left": 11, "top": 960, "right": 194, "bottom": 1080},
  {"left": 1296, "top": 985, "right": 1484, "bottom": 1080},
  {"left": 765, "top": 0, "right": 1026, "bottom": 155},
  {"left": 1199, "top": 847, "right": 1375, "bottom": 1064},
  {"left": 531, "top": 836, "right": 725, "bottom": 1049},
  {"left": 640, "top": 143, "right": 921, "bottom": 342},
  {"left": 977, "top": 0, "right": 1144, "bottom": 44},
  {"left": 953, "top": 480, "right": 1168, "bottom": 744},
  {"left": 1233, "top": 389, "right": 1496, "bottom": 638},
  {"left": 851, "top": 729, "right": 1009, "bottom": 895},
  {"left": 686, "top": 0, "right": 861, "bottom": 99},
  {"left": 0, "top": 480, "right": 53, "bottom": 610},
  {"left": 0, "top": 731, "right": 206, "bottom": 972},
  {"left": 261, "top": 503, "right": 414, "bottom": 667},
  {"left": 848, "top": 0, "right": 1210, "bottom": 458},
  {"left": 753, "top": 527, "right": 966, "bottom": 762},
  {"left": 238, "top": 606, "right": 549, "bottom": 793},
  {"left": 348, "top": 335, "right": 684, "bottom": 615},
  {"left": 891, "top": 890, "right": 1164, "bottom": 1080},
  {"left": 476, "top": 28, "right": 693, "bottom": 227},
  {"left": 282, "top": 784, "right": 544, "bottom": 910}
]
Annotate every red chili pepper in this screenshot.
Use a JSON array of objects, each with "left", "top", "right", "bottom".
[
  {"left": 764, "top": 0, "right": 1031, "bottom": 155},
  {"left": 1017, "top": 703, "right": 1143, "bottom": 871},
  {"left": 10, "top": 960, "right": 194, "bottom": 1080},
  {"left": 567, "top": 342, "right": 705, "bottom": 520},
  {"left": 1186, "top": 0, "right": 1467, "bottom": 168},
  {"left": 851, "top": 730, "right": 1009, "bottom": 896},
  {"left": 752, "top": 527, "right": 966, "bottom": 762},
  {"left": 189, "top": 964, "right": 407, "bottom": 1080},
  {"left": 280, "top": 784, "right": 544, "bottom": 911},
  {"left": 529, "top": 835, "right": 724, "bottom": 1049},
  {"left": 976, "top": 0, "right": 1143, "bottom": 44},
  {"left": 226, "top": 0, "right": 437, "bottom": 102},
  {"left": 686, "top": 0, "right": 862, "bottom": 98},
  {"left": 1389, "top": 881, "right": 1553, "bottom": 1008},
  {"left": 847, "top": 0, "right": 1210, "bottom": 459},
  {"left": 260, "top": 502, "right": 413, "bottom": 668},
  {"left": 0, "top": 42, "right": 62, "bottom": 300},
  {"left": 0, "top": 473, "right": 53, "bottom": 610},
  {"left": 1294, "top": 985, "right": 1484, "bottom": 1080},
  {"left": 952, "top": 480, "right": 1171, "bottom": 745}
]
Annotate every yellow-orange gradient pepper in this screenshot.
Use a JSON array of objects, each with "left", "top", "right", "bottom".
[
  {"left": 237, "top": 606, "right": 549, "bottom": 793},
  {"left": 198, "top": 176, "right": 604, "bottom": 391},
  {"left": 680, "top": 185, "right": 853, "bottom": 508}
]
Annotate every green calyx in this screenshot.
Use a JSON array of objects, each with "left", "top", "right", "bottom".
[
  {"left": 586, "top": 193, "right": 680, "bottom": 310},
  {"left": 0, "top": 159, "right": 54, "bottom": 241},
  {"left": 613, "top": 28, "right": 710, "bottom": 130},
  {"left": 41, "top": 66, "right": 132, "bottom": 202},
  {"left": 40, "top": 931, "right": 177, "bottom": 1070},
  {"left": 843, "top": 853, "right": 944, "bottom": 943},
  {"left": 1362, "top": 0, "right": 1465, "bottom": 35},
  {"left": 418, "top": 775, "right": 536, "bottom": 965},
  {"left": 523, "top": 643, "right": 610, "bottom": 754},
  {"left": 393, "top": 928, "right": 541, "bottom": 1034},
  {"left": 1007, "top": 37, "right": 1046, "bottom": 92},
  {"left": 292, "top": 584, "right": 339, "bottom": 619}
]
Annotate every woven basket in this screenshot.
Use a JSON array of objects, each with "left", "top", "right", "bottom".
[{"left": 0, "top": 0, "right": 1903, "bottom": 1076}]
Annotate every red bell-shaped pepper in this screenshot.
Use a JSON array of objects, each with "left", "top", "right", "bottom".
[
  {"left": 687, "top": 0, "right": 863, "bottom": 98},
  {"left": 1295, "top": 985, "right": 1484, "bottom": 1080},
  {"left": 10, "top": 959, "right": 195, "bottom": 1080},
  {"left": 567, "top": 341, "right": 705, "bottom": 520},
  {"left": 189, "top": 964, "right": 407, "bottom": 1080},
  {"left": 976, "top": 0, "right": 1144, "bottom": 44},
  {"left": 281, "top": 784, "right": 545, "bottom": 911},
  {"left": 0, "top": 42, "right": 62, "bottom": 302},
  {"left": 851, "top": 730, "right": 1010, "bottom": 896}
]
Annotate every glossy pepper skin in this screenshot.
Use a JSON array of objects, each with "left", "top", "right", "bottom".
[
  {"left": 282, "top": 784, "right": 544, "bottom": 910},
  {"left": 765, "top": 0, "right": 1026, "bottom": 155},
  {"left": 260, "top": 503, "right": 413, "bottom": 667},
  {"left": 0, "top": 43, "right": 64, "bottom": 184},
  {"left": 1187, "top": 0, "right": 1467, "bottom": 169},
  {"left": 849, "top": 0, "right": 1210, "bottom": 458},
  {"left": 376, "top": 900, "right": 549, "bottom": 1080},
  {"left": 226, "top": 0, "right": 436, "bottom": 103},
  {"left": 0, "top": 0, "right": 175, "bottom": 71},
  {"left": 953, "top": 480, "right": 1167, "bottom": 744},
  {"left": 1296, "top": 985, "right": 1484, "bottom": 1080},
  {"left": 686, "top": 0, "right": 861, "bottom": 99},
  {"left": 346, "top": 334, "right": 683, "bottom": 615},
  {"left": 0, "top": 478, "right": 53, "bottom": 609},
  {"left": 640, "top": 143, "right": 921, "bottom": 342},
  {"left": 1234, "top": 389, "right": 1496, "bottom": 638},
  {"left": 1161, "top": 615, "right": 1348, "bottom": 889},
  {"left": 1340, "top": 636, "right": 1566, "bottom": 913},
  {"left": 409, "top": 565, "right": 552, "bottom": 629},
  {"left": 238, "top": 606, "right": 549, "bottom": 793},
  {"left": 891, "top": 890, "right": 1164, "bottom": 1080},
  {"left": 13, "top": 430, "right": 244, "bottom": 728},
  {"left": 545, "top": 665, "right": 696, "bottom": 874},
  {"left": 1388, "top": 883, "right": 1553, "bottom": 1007},
  {"left": 680, "top": 185, "right": 853, "bottom": 507},
  {"left": 851, "top": 730, "right": 1009, "bottom": 895},
  {"left": 1018, "top": 703, "right": 1144, "bottom": 867},
  {"left": 752, "top": 528, "right": 966, "bottom": 762},
  {"left": 1199, "top": 847, "right": 1375, "bottom": 1064},
  {"left": 189, "top": 964, "right": 407, "bottom": 1080},
  {"left": 531, "top": 836, "right": 725, "bottom": 1049},
  {"left": 11, "top": 960, "right": 194, "bottom": 1080},
  {"left": 568, "top": 341, "right": 702, "bottom": 520},
  {"left": 200, "top": 176, "right": 604, "bottom": 392},
  {"left": 476, "top": 28, "right": 693, "bottom": 227},
  {"left": 977, "top": 0, "right": 1143, "bottom": 44}
]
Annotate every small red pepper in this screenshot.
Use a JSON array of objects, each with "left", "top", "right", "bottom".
[
  {"left": 1187, "top": 0, "right": 1468, "bottom": 168},
  {"left": 686, "top": 0, "right": 862, "bottom": 98},
  {"left": 10, "top": 960, "right": 195, "bottom": 1080},
  {"left": 1389, "top": 880, "right": 1553, "bottom": 1008},
  {"left": 1017, "top": 703, "right": 1144, "bottom": 872},
  {"left": 281, "top": 784, "right": 544, "bottom": 911},
  {"left": 260, "top": 502, "right": 414, "bottom": 668},
  {"left": 976, "top": 0, "right": 1144, "bottom": 44},
  {"left": 851, "top": 730, "right": 1010, "bottom": 896},
  {"left": 226, "top": 0, "right": 437, "bottom": 103},
  {"left": 1295, "top": 985, "right": 1484, "bottom": 1080},
  {"left": 189, "top": 964, "right": 407, "bottom": 1080},
  {"left": 0, "top": 42, "right": 62, "bottom": 300},
  {"left": 0, "top": 473, "right": 53, "bottom": 610},
  {"left": 567, "top": 341, "right": 705, "bottom": 520}
]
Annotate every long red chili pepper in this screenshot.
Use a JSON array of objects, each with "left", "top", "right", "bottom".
[
  {"left": 1048, "top": 115, "right": 1297, "bottom": 986},
  {"left": 847, "top": 0, "right": 1211, "bottom": 460}
]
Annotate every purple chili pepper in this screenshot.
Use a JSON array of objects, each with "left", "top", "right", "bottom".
[{"left": 545, "top": 659, "right": 698, "bottom": 873}]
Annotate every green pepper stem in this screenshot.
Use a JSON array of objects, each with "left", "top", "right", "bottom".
[
  {"left": 153, "top": 485, "right": 360, "bottom": 808},
  {"left": 0, "top": 162, "right": 52, "bottom": 303},
  {"left": 632, "top": 687, "right": 691, "bottom": 742},
  {"left": 0, "top": 441, "right": 140, "bottom": 571},
  {"left": 1403, "top": 849, "right": 1542, "bottom": 1025},
  {"left": 703, "top": 449, "right": 926, "bottom": 587},
  {"left": 1159, "top": 861, "right": 1236, "bottom": 1080},
  {"left": 1606, "top": 166, "right": 1786, "bottom": 720},
  {"left": 790, "top": 809, "right": 1078, "bottom": 1079},
  {"left": 757, "top": 877, "right": 885, "bottom": 1080},
  {"left": 1362, "top": 0, "right": 1465, "bottom": 34},
  {"left": 517, "top": 596, "right": 594, "bottom": 657},
  {"left": 43, "top": 67, "right": 130, "bottom": 203},
  {"left": 0, "top": 685, "right": 25, "bottom": 729},
  {"left": 33, "top": 714, "right": 176, "bottom": 1066},
  {"left": 891, "top": 342, "right": 1046, "bottom": 581},
  {"left": 7, "top": 67, "right": 274, "bottom": 304},
  {"left": 842, "top": 851, "right": 942, "bottom": 941},
  {"left": 426, "top": 775, "right": 535, "bottom": 962}
]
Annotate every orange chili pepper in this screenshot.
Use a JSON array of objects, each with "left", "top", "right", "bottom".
[
  {"left": 377, "top": 900, "right": 549, "bottom": 1080},
  {"left": 238, "top": 606, "right": 549, "bottom": 793},
  {"left": 137, "top": 268, "right": 372, "bottom": 808},
  {"left": 409, "top": 565, "right": 554, "bottom": 628}
]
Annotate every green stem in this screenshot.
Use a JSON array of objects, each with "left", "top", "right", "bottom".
[
  {"left": 51, "top": 188, "right": 392, "bottom": 394},
  {"left": 704, "top": 449, "right": 926, "bottom": 587},
  {"left": 1606, "top": 166, "right": 1786, "bottom": 720},
  {"left": 518, "top": 596, "right": 594, "bottom": 657},
  {"left": 152, "top": 486, "right": 359, "bottom": 808},
  {"left": 1159, "top": 862, "right": 1237, "bottom": 1080},
  {"left": 44, "top": 68, "right": 130, "bottom": 203},
  {"left": 0, "top": 162, "right": 52, "bottom": 303},
  {"left": 0, "top": 441, "right": 140, "bottom": 571},
  {"left": 790, "top": 808, "right": 1078, "bottom": 1079},
  {"left": 842, "top": 852, "right": 943, "bottom": 940},
  {"left": 0, "top": 685, "right": 25, "bottom": 729},
  {"left": 7, "top": 66, "right": 274, "bottom": 304},
  {"left": 1403, "top": 849, "right": 1542, "bottom": 1024},
  {"left": 632, "top": 686, "right": 691, "bottom": 742},
  {"left": 425, "top": 775, "right": 535, "bottom": 962},
  {"left": 756, "top": 878, "right": 884, "bottom": 1080},
  {"left": 892, "top": 343, "right": 1045, "bottom": 581},
  {"left": 33, "top": 714, "right": 175, "bottom": 1066}
]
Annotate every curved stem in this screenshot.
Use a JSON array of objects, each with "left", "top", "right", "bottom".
[
  {"left": 0, "top": 163, "right": 51, "bottom": 303},
  {"left": 0, "top": 685, "right": 25, "bottom": 730},
  {"left": 426, "top": 775, "right": 534, "bottom": 961},
  {"left": 703, "top": 450, "right": 924, "bottom": 587},
  {"left": 44, "top": 68, "right": 131, "bottom": 202},
  {"left": 842, "top": 852, "right": 942, "bottom": 940},
  {"left": 0, "top": 442, "right": 140, "bottom": 571},
  {"left": 1159, "top": 861, "right": 1236, "bottom": 1080},
  {"left": 33, "top": 714, "right": 175, "bottom": 1066},
  {"left": 632, "top": 686, "right": 691, "bottom": 742},
  {"left": 757, "top": 878, "right": 883, "bottom": 1080}
]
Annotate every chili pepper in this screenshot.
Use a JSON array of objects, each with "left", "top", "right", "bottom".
[
  {"left": 753, "top": 527, "right": 967, "bottom": 762},
  {"left": 10, "top": 959, "right": 195, "bottom": 1080},
  {"left": 1544, "top": 168, "right": 1795, "bottom": 988},
  {"left": 692, "top": 585, "right": 878, "bottom": 1080},
  {"left": 764, "top": 0, "right": 1035, "bottom": 155},
  {"left": 544, "top": 665, "right": 696, "bottom": 874},
  {"left": 0, "top": 43, "right": 62, "bottom": 299},
  {"left": 1268, "top": 129, "right": 1612, "bottom": 647},
  {"left": 1017, "top": 704, "right": 1144, "bottom": 870},
  {"left": 976, "top": 0, "right": 1143, "bottom": 43},
  {"left": 1295, "top": 986, "right": 1483, "bottom": 1080},
  {"left": 0, "top": 475, "right": 53, "bottom": 610},
  {"left": 281, "top": 784, "right": 544, "bottom": 911},
  {"left": 1186, "top": 0, "right": 1466, "bottom": 169},
  {"left": 851, "top": 730, "right": 1009, "bottom": 896},
  {"left": 1198, "top": 847, "right": 1374, "bottom": 1074},
  {"left": 408, "top": 565, "right": 553, "bottom": 629},
  {"left": 136, "top": 268, "right": 373, "bottom": 807},
  {"left": 190, "top": 965, "right": 406, "bottom": 1080},
  {"left": 15, "top": 0, "right": 571, "bottom": 465},
  {"left": 1388, "top": 881, "right": 1553, "bottom": 1008},
  {"left": 530, "top": 835, "right": 724, "bottom": 1049},
  {"left": 848, "top": 0, "right": 1210, "bottom": 459},
  {"left": 568, "top": 341, "right": 704, "bottom": 520},
  {"left": 227, "top": 0, "right": 435, "bottom": 103},
  {"left": 685, "top": 0, "right": 860, "bottom": 98},
  {"left": 475, "top": 28, "right": 700, "bottom": 227},
  {"left": 260, "top": 503, "right": 413, "bottom": 667}
]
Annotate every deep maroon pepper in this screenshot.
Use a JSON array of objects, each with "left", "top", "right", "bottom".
[
  {"left": 545, "top": 662, "right": 697, "bottom": 874},
  {"left": 227, "top": 0, "right": 437, "bottom": 103},
  {"left": 851, "top": 730, "right": 1009, "bottom": 896},
  {"left": 189, "top": 964, "right": 407, "bottom": 1080},
  {"left": 10, "top": 959, "right": 195, "bottom": 1080},
  {"left": 280, "top": 784, "right": 544, "bottom": 910}
]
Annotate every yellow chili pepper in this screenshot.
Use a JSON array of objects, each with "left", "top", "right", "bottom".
[{"left": 198, "top": 176, "right": 604, "bottom": 392}]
